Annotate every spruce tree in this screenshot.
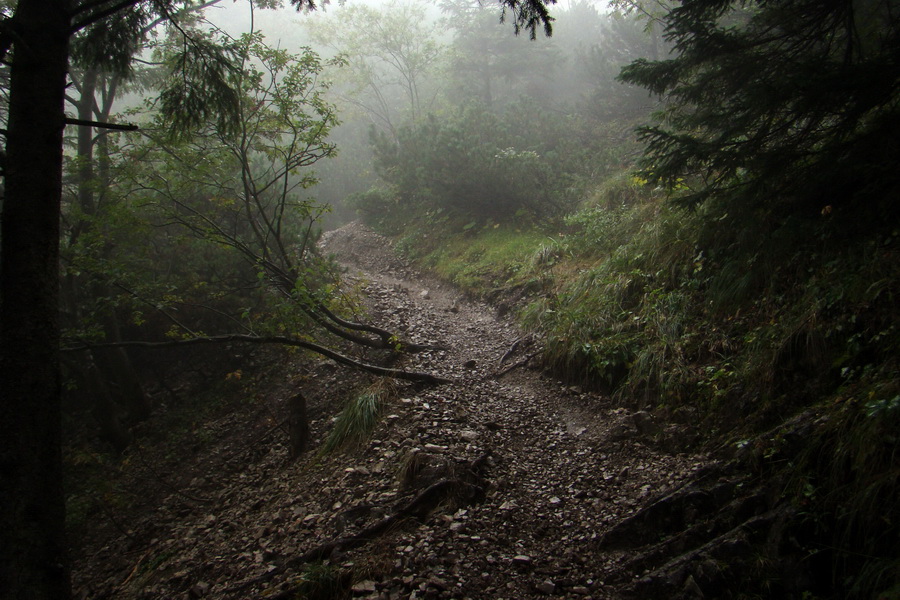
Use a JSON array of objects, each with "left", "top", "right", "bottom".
[{"left": 620, "top": 0, "right": 900, "bottom": 220}]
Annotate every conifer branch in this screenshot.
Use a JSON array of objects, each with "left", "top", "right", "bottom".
[{"left": 71, "top": 0, "right": 142, "bottom": 32}]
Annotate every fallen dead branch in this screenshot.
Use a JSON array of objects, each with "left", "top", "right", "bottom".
[
  {"left": 494, "top": 351, "right": 540, "bottom": 378},
  {"left": 63, "top": 334, "right": 454, "bottom": 385}
]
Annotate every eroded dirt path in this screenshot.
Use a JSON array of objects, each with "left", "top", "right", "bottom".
[
  {"left": 73, "top": 222, "right": 711, "bottom": 600},
  {"left": 302, "top": 223, "right": 711, "bottom": 599}
]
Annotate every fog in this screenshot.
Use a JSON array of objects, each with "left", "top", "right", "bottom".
[{"left": 185, "top": 0, "right": 651, "bottom": 227}]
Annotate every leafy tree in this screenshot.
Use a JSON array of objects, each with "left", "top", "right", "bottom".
[
  {"left": 619, "top": 0, "right": 900, "bottom": 220},
  {"left": 60, "top": 2, "right": 223, "bottom": 452},
  {"left": 123, "top": 31, "right": 341, "bottom": 339},
  {"left": 306, "top": 0, "right": 444, "bottom": 136},
  {"left": 440, "top": 0, "right": 561, "bottom": 109}
]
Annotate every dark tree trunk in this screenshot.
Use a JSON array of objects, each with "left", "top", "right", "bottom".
[
  {"left": 73, "top": 67, "right": 152, "bottom": 426},
  {"left": 288, "top": 391, "right": 310, "bottom": 458},
  {"left": 92, "top": 328, "right": 153, "bottom": 424},
  {"left": 0, "top": 1, "right": 73, "bottom": 598},
  {"left": 84, "top": 357, "right": 134, "bottom": 453}
]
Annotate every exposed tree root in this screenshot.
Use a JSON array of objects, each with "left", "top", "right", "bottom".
[
  {"left": 494, "top": 351, "right": 540, "bottom": 378},
  {"left": 497, "top": 334, "right": 533, "bottom": 365},
  {"left": 621, "top": 505, "right": 797, "bottom": 599},
  {"left": 294, "top": 477, "right": 487, "bottom": 565}
]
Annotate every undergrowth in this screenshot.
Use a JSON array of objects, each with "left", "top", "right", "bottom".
[
  {"left": 420, "top": 226, "right": 547, "bottom": 296},
  {"left": 63, "top": 346, "right": 283, "bottom": 542},
  {"left": 795, "top": 374, "right": 900, "bottom": 597}
]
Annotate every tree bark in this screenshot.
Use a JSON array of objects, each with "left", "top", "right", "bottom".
[
  {"left": 0, "top": 1, "right": 73, "bottom": 598},
  {"left": 288, "top": 391, "right": 309, "bottom": 458}
]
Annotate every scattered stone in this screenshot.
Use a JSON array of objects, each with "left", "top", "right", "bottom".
[
  {"left": 460, "top": 430, "right": 478, "bottom": 442},
  {"left": 536, "top": 580, "right": 556, "bottom": 594},
  {"left": 352, "top": 580, "right": 378, "bottom": 594},
  {"left": 189, "top": 581, "right": 210, "bottom": 598},
  {"left": 572, "top": 585, "right": 591, "bottom": 595},
  {"left": 427, "top": 577, "right": 450, "bottom": 590}
]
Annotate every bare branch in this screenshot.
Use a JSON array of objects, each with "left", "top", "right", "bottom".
[
  {"left": 65, "top": 117, "right": 138, "bottom": 131},
  {"left": 63, "top": 334, "right": 454, "bottom": 384}
]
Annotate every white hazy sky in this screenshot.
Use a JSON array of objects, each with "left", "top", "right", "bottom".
[
  {"left": 202, "top": 2, "right": 312, "bottom": 47},
  {"left": 201, "top": 0, "right": 610, "bottom": 50}
]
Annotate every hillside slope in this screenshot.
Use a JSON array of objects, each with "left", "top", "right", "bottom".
[{"left": 71, "top": 223, "right": 720, "bottom": 599}]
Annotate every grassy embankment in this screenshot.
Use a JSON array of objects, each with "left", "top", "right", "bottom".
[{"left": 361, "top": 169, "right": 900, "bottom": 597}]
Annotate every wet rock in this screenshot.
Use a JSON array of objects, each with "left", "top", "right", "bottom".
[
  {"left": 460, "top": 430, "right": 478, "bottom": 442},
  {"left": 572, "top": 585, "right": 591, "bottom": 594},
  {"left": 352, "top": 580, "right": 378, "bottom": 594}
]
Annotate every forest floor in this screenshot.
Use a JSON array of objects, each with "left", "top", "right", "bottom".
[{"left": 71, "top": 222, "right": 719, "bottom": 600}]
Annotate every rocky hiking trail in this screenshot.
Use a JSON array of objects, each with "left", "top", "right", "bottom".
[{"left": 73, "top": 223, "right": 735, "bottom": 600}]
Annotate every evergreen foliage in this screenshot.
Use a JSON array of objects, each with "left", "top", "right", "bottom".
[
  {"left": 439, "top": 0, "right": 562, "bottom": 109},
  {"left": 157, "top": 34, "right": 244, "bottom": 138},
  {"left": 619, "top": 0, "right": 900, "bottom": 221}
]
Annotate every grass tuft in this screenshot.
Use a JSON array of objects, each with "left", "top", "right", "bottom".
[
  {"left": 322, "top": 381, "right": 395, "bottom": 453},
  {"left": 291, "top": 562, "right": 352, "bottom": 599}
]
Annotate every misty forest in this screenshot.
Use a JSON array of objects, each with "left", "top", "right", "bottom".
[{"left": 1, "top": 0, "right": 899, "bottom": 598}]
